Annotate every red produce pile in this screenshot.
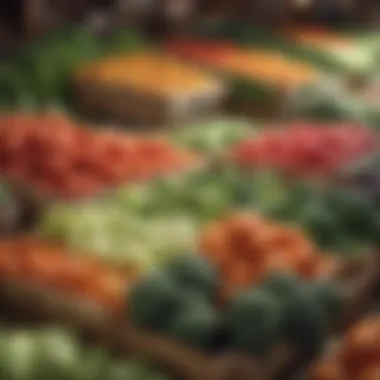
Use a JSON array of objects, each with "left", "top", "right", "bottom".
[
  {"left": 164, "top": 38, "right": 235, "bottom": 63},
  {"left": 230, "top": 123, "right": 378, "bottom": 177},
  {"left": 0, "top": 114, "right": 200, "bottom": 199}
]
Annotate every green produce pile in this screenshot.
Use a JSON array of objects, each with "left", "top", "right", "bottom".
[
  {"left": 37, "top": 163, "right": 380, "bottom": 258},
  {"left": 38, "top": 204, "right": 198, "bottom": 270},
  {"left": 289, "top": 83, "right": 380, "bottom": 128},
  {"left": 171, "top": 118, "right": 255, "bottom": 154},
  {"left": 0, "top": 328, "right": 171, "bottom": 380},
  {"left": 117, "top": 169, "right": 288, "bottom": 222},
  {"left": 129, "top": 255, "right": 343, "bottom": 355},
  {"left": 0, "top": 28, "right": 148, "bottom": 111},
  {"left": 117, "top": 167, "right": 380, "bottom": 254},
  {"left": 266, "top": 180, "right": 380, "bottom": 253}
]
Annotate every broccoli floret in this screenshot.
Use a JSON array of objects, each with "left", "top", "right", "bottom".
[
  {"left": 165, "top": 255, "right": 219, "bottom": 299},
  {"left": 226, "top": 289, "right": 280, "bottom": 355},
  {"left": 129, "top": 271, "right": 183, "bottom": 331}
]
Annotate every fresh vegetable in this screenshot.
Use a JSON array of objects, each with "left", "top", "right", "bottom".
[
  {"left": 338, "top": 154, "right": 380, "bottom": 206},
  {"left": 129, "top": 251, "right": 342, "bottom": 354},
  {"left": 0, "top": 113, "right": 199, "bottom": 199},
  {"left": 290, "top": 84, "right": 380, "bottom": 128},
  {"left": 163, "top": 39, "right": 235, "bottom": 63},
  {"left": 195, "top": 23, "right": 378, "bottom": 76},
  {"left": 165, "top": 255, "right": 219, "bottom": 299},
  {"left": 38, "top": 203, "right": 198, "bottom": 271},
  {"left": 268, "top": 180, "right": 380, "bottom": 252},
  {"left": 199, "top": 213, "right": 336, "bottom": 298},
  {"left": 165, "top": 37, "right": 320, "bottom": 111},
  {"left": 75, "top": 52, "right": 221, "bottom": 97},
  {"left": 129, "top": 271, "right": 183, "bottom": 330},
  {"left": 129, "top": 255, "right": 223, "bottom": 350},
  {"left": 283, "top": 27, "right": 378, "bottom": 76},
  {"left": 226, "top": 288, "right": 280, "bottom": 355},
  {"left": 310, "top": 316, "right": 380, "bottom": 380},
  {"left": 165, "top": 38, "right": 319, "bottom": 89},
  {"left": 0, "top": 27, "right": 148, "bottom": 110},
  {"left": 280, "top": 285, "right": 330, "bottom": 352},
  {"left": 166, "top": 291, "right": 222, "bottom": 349},
  {"left": 230, "top": 123, "right": 377, "bottom": 178},
  {"left": 118, "top": 168, "right": 290, "bottom": 222},
  {"left": 0, "top": 328, "right": 171, "bottom": 380},
  {"left": 0, "top": 238, "right": 133, "bottom": 313},
  {"left": 171, "top": 119, "right": 255, "bottom": 155}
]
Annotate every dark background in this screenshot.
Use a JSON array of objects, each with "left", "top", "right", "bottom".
[{"left": 0, "top": 0, "right": 379, "bottom": 55}]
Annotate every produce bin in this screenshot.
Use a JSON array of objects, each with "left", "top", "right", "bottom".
[
  {"left": 190, "top": 24, "right": 379, "bottom": 85},
  {"left": 0, "top": 113, "right": 202, "bottom": 204},
  {"left": 0, "top": 252, "right": 378, "bottom": 380},
  {"left": 164, "top": 38, "right": 321, "bottom": 118},
  {"left": 74, "top": 52, "right": 226, "bottom": 126}
]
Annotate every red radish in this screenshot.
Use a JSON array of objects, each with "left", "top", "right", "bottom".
[{"left": 230, "top": 123, "right": 377, "bottom": 177}]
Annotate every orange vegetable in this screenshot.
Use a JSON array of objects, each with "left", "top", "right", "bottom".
[
  {"left": 0, "top": 238, "right": 134, "bottom": 314},
  {"left": 310, "top": 317, "right": 380, "bottom": 380},
  {"left": 284, "top": 27, "right": 353, "bottom": 48},
  {"left": 341, "top": 317, "right": 380, "bottom": 373},
  {"left": 199, "top": 212, "right": 331, "bottom": 297}
]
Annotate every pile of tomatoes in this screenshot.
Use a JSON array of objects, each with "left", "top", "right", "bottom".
[
  {"left": 230, "top": 123, "right": 377, "bottom": 177},
  {"left": 0, "top": 114, "right": 199, "bottom": 199},
  {"left": 0, "top": 238, "right": 135, "bottom": 313}
]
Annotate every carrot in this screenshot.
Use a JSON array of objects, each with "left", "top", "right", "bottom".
[{"left": 0, "top": 239, "right": 132, "bottom": 314}]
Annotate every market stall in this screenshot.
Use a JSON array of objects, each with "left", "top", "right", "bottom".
[{"left": 0, "top": 1, "right": 379, "bottom": 380}]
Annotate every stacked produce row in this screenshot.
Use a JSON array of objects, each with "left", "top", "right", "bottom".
[
  {"left": 0, "top": 25, "right": 379, "bottom": 380},
  {"left": 1, "top": 26, "right": 379, "bottom": 126}
]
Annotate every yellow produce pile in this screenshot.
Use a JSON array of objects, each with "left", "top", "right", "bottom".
[{"left": 76, "top": 52, "right": 220, "bottom": 96}]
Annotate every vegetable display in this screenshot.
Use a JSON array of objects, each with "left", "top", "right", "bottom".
[
  {"left": 74, "top": 51, "right": 224, "bottom": 124},
  {"left": 165, "top": 38, "right": 320, "bottom": 112},
  {"left": 165, "top": 38, "right": 319, "bottom": 88},
  {"left": 0, "top": 24, "right": 379, "bottom": 380},
  {"left": 265, "top": 180, "right": 380, "bottom": 252},
  {"left": 310, "top": 316, "right": 380, "bottom": 380},
  {"left": 117, "top": 168, "right": 286, "bottom": 222},
  {"left": 0, "top": 238, "right": 132, "bottom": 313},
  {"left": 283, "top": 27, "right": 379, "bottom": 75},
  {"left": 0, "top": 328, "right": 171, "bottom": 380},
  {"left": 76, "top": 52, "right": 221, "bottom": 97},
  {"left": 0, "top": 113, "right": 199, "bottom": 199},
  {"left": 289, "top": 84, "right": 380, "bottom": 128},
  {"left": 129, "top": 252, "right": 342, "bottom": 355},
  {"left": 230, "top": 123, "right": 377, "bottom": 177},
  {"left": 195, "top": 23, "right": 378, "bottom": 76}
]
